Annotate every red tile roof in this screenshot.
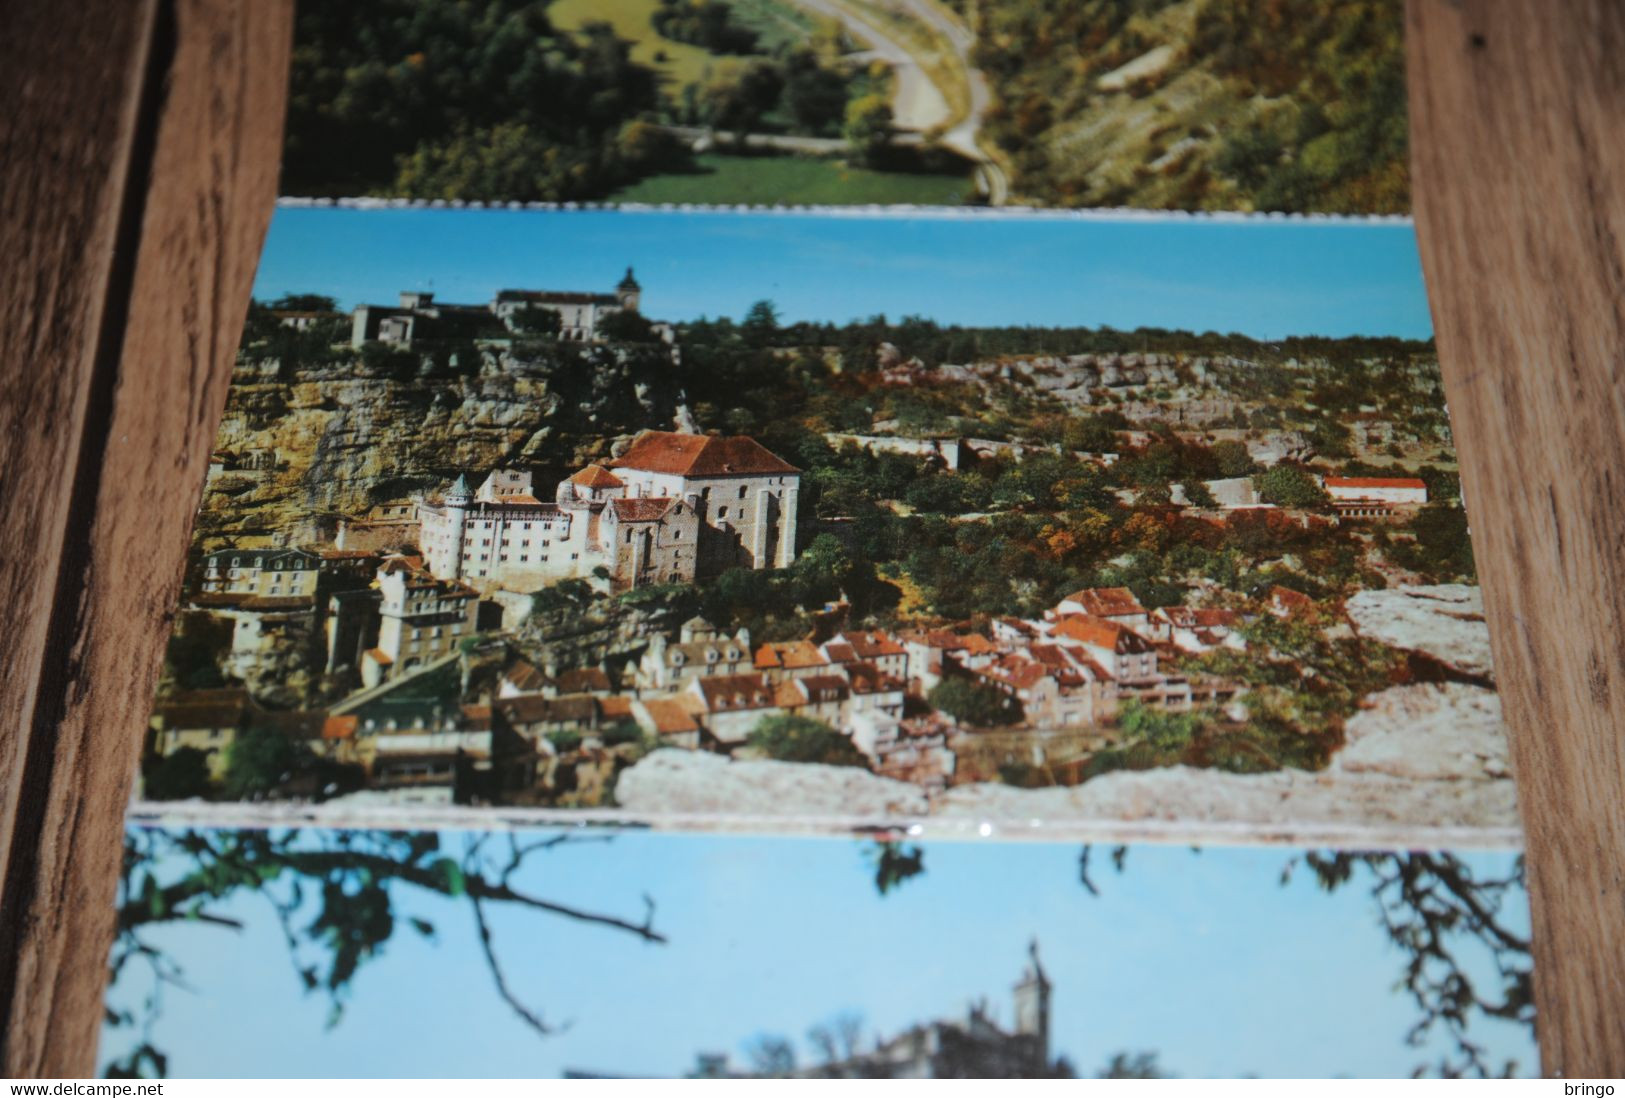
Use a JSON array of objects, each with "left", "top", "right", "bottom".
[
  {"left": 568, "top": 464, "right": 624, "bottom": 489},
  {"left": 693, "top": 673, "right": 780, "bottom": 711},
  {"left": 640, "top": 697, "right": 699, "bottom": 735},
  {"left": 609, "top": 497, "right": 676, "bottom": 523},
  {"left": 556, "top": 667, "right": 612, "bottom": 694},
  {"left": 1052, "top": 614, "right": 1152, "bottom": 653},
  {"left": 321, "top": 715, "right": 358, "bottom": 741},
  {"left": 610, "top": 431, "right": 798, "bottom": 477},
  {"left": 1059, "top": 586, "right": 1146, "bottom": 618},
  {"left": 754, "top": 640, "right": 828, "bottom": 671},
  {"left": 827, "top": 630, "right": 906, "bottom": 660},
  {"left": 1324, "top": 476, "right": 1426, "bottom": 490}
]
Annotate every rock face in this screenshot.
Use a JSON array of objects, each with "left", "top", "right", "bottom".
[
  {"left": 935, "top": 681, "right": 1515, "bottom": 834},
  {"left": 199, "top": 345, "right": 681, "bottom": 545},
  {"left": 615, "top": 749, "right": 930, "bottom": 819},
  {"left": 1336, "top": 682, "right": 1509, "bottom": 781},
  {"left": 933, "top": 760, "right": 1518, "bottom": 835},
  {"left": 1345, "top": 585, "right": 1495, "bottom": 681}
]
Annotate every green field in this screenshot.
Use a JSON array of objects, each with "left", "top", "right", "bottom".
[
  {"left": 548, "top": 0, "right": 738, "bottom": 88},
  {"left": 611, "top": 152, "right": 971, "bottom": 205}
]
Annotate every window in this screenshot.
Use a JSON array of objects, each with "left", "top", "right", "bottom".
[
  {"left": 738, "top": 486, "right": 747, "bottom": 499},
  {"left": 718, "top": 506, "right": 728, "bottom": 519}
]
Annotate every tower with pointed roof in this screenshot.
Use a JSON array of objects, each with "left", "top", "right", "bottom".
[
  {"left": 1012, "top": 939, "right": 1051, "bottom": 1070},
  {"left": 616, "top": 266, "right": 641, "bottom": 312},
  {"left": 444, "top": 474, "right": 471, "bottom": 580}
]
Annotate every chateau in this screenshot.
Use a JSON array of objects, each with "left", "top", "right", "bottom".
[
  {"left": 418, "top": 430, "right": 801, "bottom": 590},
  {"left": 350, "top": 267, "right": 644, "bottom": 347}
]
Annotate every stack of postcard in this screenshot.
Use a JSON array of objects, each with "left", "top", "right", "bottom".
[{"left": 109, "top": 0, "right": 1533, "bottom": 1079}]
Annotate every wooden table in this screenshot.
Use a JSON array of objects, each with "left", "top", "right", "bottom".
[{"left": 1, "top": 0, "right": 1622, "bottom": 1078}]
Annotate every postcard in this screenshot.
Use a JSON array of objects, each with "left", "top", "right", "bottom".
[
  {"left": 282, "top": 0, "right": 1408, "bottom": 212},
  {"left": 135, "top": 205, "right": 1512, "bottom": 846},
  {"left": 101, "top": 826, "right": 1535, "bottom": 1078}
]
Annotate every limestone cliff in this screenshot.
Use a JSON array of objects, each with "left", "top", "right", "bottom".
[{"left": 198, "top": 345, "right": 683, "bottom": 546}]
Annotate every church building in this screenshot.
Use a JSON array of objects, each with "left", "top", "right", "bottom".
[{"left": 417, "top": 431, "right": 800, "bottom": 591}]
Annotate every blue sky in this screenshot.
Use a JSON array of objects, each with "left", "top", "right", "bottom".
[
  {"left": 102, "top": 828, "right": 1533, "bottom": 1079},
  {"left": 254, "top": 207, "right": 1433, "bottom": 341}
]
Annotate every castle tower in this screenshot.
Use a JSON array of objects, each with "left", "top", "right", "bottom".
[
  {"left": 616, "top": 266, "right": 642, "bottom": 312},
  {"left": 445, "top": 473, "right": 471, "bottom": 581},
  {"left": 1012, "top": 939, "right": 1051, "bottom": 1071}
]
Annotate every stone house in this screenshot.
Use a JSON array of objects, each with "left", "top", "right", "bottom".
[
  {"left": 1051, "top": 587, "right": 1149, "bottom": 630},
  {"left": 635, "top": 619, "right": 754, "bottom": 691},
  {"left": 201, "top": 547, "right": 319, "bottom": 599},
  {"left": 148, "top": 687, "right": 255, "bottom": 781},
  {"left": 362, "top": 558, "right": 480, "bottom": 687}
]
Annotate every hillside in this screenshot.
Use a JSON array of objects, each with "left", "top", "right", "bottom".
[{"left": 972, "top": 0, "right": 1408, "bottom": 212}]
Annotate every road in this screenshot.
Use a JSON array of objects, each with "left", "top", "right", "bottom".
[{"left": 782, "top": 0, "right": 1009, "bottom": 203}]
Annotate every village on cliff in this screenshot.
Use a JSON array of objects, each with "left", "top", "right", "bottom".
[{"left": 142, "top": 269, "right": 1502, "bottom": 826}]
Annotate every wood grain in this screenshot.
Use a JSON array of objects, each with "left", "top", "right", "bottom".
[
  {"left": 1407, "top": 0, "right": 1625, "bottom": 1078},
  {"left": 0, "top": 0, "right": 292, "bottom": 1077},
  {"left": 0, "top": 0, "right": 157, "bottom": 941}
]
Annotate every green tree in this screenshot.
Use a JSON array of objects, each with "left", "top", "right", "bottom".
[
  {"left": 597, "top": 309, "right": 657, "bottom": 342},
  {"left": 1211, "top": 439, "right": 1255, "bottom": 477},
  {"left": 222, "top": 726, "right": 305, "bottom": 800},
  {"left": 509, "top": 306, "right": 562, "bottom": 338},
  {"left": 1181, "top": 480, "right": 1218, "bottom": 508},
  {"left": 1253, "top": 464, "right": 1328, "bottom": 508},
  {"left": 141, "top": 748, "right": 214, "bottom": 802},
  {"left": 741, "top": 299, "right": 780, "bottom": 348},
  {"left": 844, "top": 93, "right": 893, "bottom": 166},
  {"left": 747, "top": 715, "right": 869, "bottom": 767},
  {"left": 927, "top": 678, "right": 1022, "bottom": 727}
]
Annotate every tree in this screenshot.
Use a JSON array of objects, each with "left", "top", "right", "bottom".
[
  {"left": 702, "top": 62, "right": 784, "bottom": 135},
  {"left": 741, "top": 299, "right": 780, "bottom": 348},
  {"left": 597, "top": 309, "right": 656, "bottom": 342},
  {"left": 270, "top": 293, "right": 337, "bottom": 312},
  {"left": 141, "top": 748, "right": 214, "bottom": 802},
  {"left": 103, "top": 829, "right": 666, "bottom": 1077},
  {"left": 746, "top": 715, "right": 869, "bottom": 767},
  {"left": 509, "top": 305, "right": 562, "bottom": 338},
  {"left": 844, "top": 93, "right": 893, "bottom": 166},
  {"left": 743, "top": 1034, "right": 798, "bottom": 1075},
  {"left": 222, "top": 726, "right": 305, "bottom": 800},
  {"left": 1181, "top": 479, "right": 1218, "bottom": 508},
  {"left": 1253, "top": 464, "right": 1328, "bottom": 508},
  {"left": 1211, "top": 439, "right": 1255, "bottom": 477},
  {"left": 783, "top": 50, "right": 849, "bottom": 135},
  {"left": 1097, "top": 1052, "right": 1166, "bottom": 1079},
  {"left": 927, "top": 678, "right": 1022, "bottom": 727}
]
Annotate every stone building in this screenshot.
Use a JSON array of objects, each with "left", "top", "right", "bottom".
[
  {"left": 1323, "top": 475, "right": 1428, "bottom": 520},
  {"left": 358, "top": 558, "right": 480, "bottom": 688},
  {"left": 672, "top": 945, "right": 1059, "bottom": 1080},
  {"left": 418, "top": 431, "right": 800, "bottom": 592},
  {"left": 490, "top": 268, "right": 641, "bottom": 341},
  {"left": 350, "top": 269, "right": 642, "bottom": 348},
  {"left": 201, "top": 548, "right": 319, "bottom": 598}
]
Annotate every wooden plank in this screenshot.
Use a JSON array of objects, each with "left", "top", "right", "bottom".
[
  {"left": 0, "top": 0, "right": 157, "bottom": 933},
  {"left": 1407, "top": 0, "right": 1625, "bottom": 1078},
  {"left": 0, "top": 0, "right": 292, "bottom": 1078}
]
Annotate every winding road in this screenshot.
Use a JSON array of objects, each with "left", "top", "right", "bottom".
[{"left": 782, "top": 0, "right": 1009, "bottom": 203}]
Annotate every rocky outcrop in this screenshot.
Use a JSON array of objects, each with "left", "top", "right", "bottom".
[
  {"left": 1336, "top": 682, "right": 1509, "bottom": 781},
  {"left": 933, "top": 760, "right": 1518, "bottom": 835},
  {"left": 933, "top": 678, "right": 1515, "bottom": 835},
  {"left": 199, "top": 345, "right": 681, "bottom": 544},
  {"left": 1345, "top": 585, "right": 1494, "bottom": 682},
  {"left": 615, "top": 749, "right": 930, "bottom": 819}
]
